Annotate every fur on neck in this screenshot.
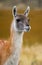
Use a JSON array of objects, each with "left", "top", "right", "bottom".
[{"left": 10, "top": 19, "right": 24, "bottom": 51}]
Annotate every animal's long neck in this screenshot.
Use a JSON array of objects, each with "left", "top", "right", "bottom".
[
  {"left": 9, "top": 20, "right": 24, "bottom": 65},
  {"left": 14, "top": 32, "right": 23, "bottom": 48},
  {"left": 4, "top": 21, "right": 24, "bottom": 65},
  {"left": 10, "top": 20, "right": 24, "bottom": 51}
]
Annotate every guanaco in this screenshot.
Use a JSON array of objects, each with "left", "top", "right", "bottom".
[{"left": 0, "top": 6, "right": 31, "bottom": 65}]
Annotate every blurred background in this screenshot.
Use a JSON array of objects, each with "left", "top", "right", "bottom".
[
  {"left": 0, "top": 0, "right": 42, "bottom": 65},
  {"left": 0, "top": 0, "right": 42, "bottom": 46},
  {"left": 0, "top": 0, "right": 42, "bottom": 9}
]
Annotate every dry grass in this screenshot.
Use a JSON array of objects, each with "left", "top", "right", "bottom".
[{"left": 20, "top": 44, "right": 42, "bottom": 65}]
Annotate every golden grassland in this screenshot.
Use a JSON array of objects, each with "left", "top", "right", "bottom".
[
  {"left": 20, "top": 44, "right": 42, "bottom": 65},
  {"left": 0, "top": 9, "right": 42, "bottom": 65}
]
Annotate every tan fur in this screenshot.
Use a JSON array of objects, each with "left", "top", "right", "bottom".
[
  {"left": 0, "top": 29, "right": 15, "bottom": 65},
  {"left": 0, "top": 39, "right": 12, "bottom": 65}
]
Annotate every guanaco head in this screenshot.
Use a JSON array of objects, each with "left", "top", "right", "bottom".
[{"left": 12, "top": 6, "right": 31, "bottom": 33}]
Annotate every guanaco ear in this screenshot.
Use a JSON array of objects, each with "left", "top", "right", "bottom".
[
  {"left": 24, "top": 6, "right": 30, "bottom": 17},
  {"left": 12, "top": 6, "right": 17, "bottom": 17}
]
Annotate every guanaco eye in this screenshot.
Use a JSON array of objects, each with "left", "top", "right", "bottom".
[{"left": 16, "top": 19, "right": 21, "bottom": 23}]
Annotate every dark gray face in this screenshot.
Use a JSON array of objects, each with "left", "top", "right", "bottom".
[
  {"left": 15, "top": 15, "right": 31, "bottom": 32},
  {"left": 12, "top": 6, "right": 31, "bottom": 33}
]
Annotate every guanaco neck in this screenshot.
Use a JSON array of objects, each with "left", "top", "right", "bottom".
[
  {"left": 10, "top": 19, "right": 24, "bottom": 51},
  {"left": 3, "top": 20, "right": 24, "bottom": 65}
]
